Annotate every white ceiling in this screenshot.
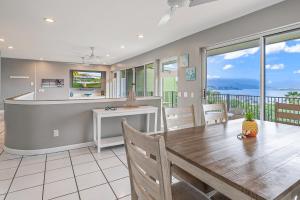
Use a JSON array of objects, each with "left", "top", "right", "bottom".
[{"left": 0, "top": 0, "right": 285, "bottom": 65}]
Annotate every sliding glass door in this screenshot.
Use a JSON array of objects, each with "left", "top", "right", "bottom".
[
  {"left": 135, "top": 66, "right": 145, "bottom": 96},
  {"left": 264, "top": 29, "right": 300, "bottom": 121},
  {"left": 161, "top": 59, "right": 178, "bottom": 107},
  {"left": 145, "top": 63, "right": 155, "bottom": 96},
  {"left": 126, "top": 68, "right": 133, "bottom": 95},
  {"left": 206, "top": 40, "right": 261, "bottom": 119},
  {"left": 205, "top": 26, "right": 300, "bottom": 122}
]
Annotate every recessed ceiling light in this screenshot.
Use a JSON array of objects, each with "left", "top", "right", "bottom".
[
  {"left": 0, "top": 38, "right": 4, "bottom": 42},
  {"left": 8, "top": 46, "right": 13, "bottom": 49},
  {"left": 44, "top": 17, "right": 55, "bottom": 23},
  {"left": 106, "top": 54, "right": 110, "bottom": 57},
  {"left": 40, "top": 57, "right": 44, "bottom": 61},
  {"left": 120, "top": 45, "right": 125, "bottom": 49},
  {"left": 137, "top": 34, "right": 144, "bottom": 39},
  {"left": 174, "top": 4, "right": 179, "bottom": 8}
]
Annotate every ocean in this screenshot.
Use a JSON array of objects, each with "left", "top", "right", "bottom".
[{"left": 215, "top": 89, "right": 299, "bottom": 97}]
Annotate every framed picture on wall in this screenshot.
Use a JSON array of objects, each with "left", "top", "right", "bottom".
[
  {"left": 179, "top": 53, "right": 189, "bottom": 67},
  {"left": 185, "top": 67, "right": 196, "bottom": 81}
]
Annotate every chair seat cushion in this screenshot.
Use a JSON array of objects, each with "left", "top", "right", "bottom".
[{"left": 172, "top": 181, "right": 210, "bottom": 200}]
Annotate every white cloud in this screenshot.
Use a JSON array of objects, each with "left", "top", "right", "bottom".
[
  {"left": 265, "top": 63, "right": 285, "bottom": 70},
  {"left": 223, "top": 64, "right": 233, "bottom": 70},
  {"left": 293, "top": 69, "right": 300, "bottom": 74},
  {"left": 207, "top": 75, "right": 220, "bottom": 79},
  {"left": 285, "top": 44, "right": 300, "bottom": 53},
  {"left": 266, "top": 42, "right": 300, "bottom": 54},
  {"left": 267, "top": 80, "right": 272, "bottom": 84},
  {"left": 266, "top": 42, "right": 287, "bottom": 54},
  {"left": 223, "top": 47, "right": 259, "bottom": 60}
]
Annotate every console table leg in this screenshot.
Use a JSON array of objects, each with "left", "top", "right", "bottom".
[
  {"left": 146, "top": 113, "right": 150, "bottom": 132},
  {"left": 93, "top": 112, "right": 96, "bottom": 143},
  {"left": 97, "top": 115, "right": 101, "bottom": 153},
  {"left": 154, "top": 111, "right": 158, "bottom": 132}
]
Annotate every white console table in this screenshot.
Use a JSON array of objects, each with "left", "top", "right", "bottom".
[{"left": 93, "top": 106, "right": 158, "bottom": 152}]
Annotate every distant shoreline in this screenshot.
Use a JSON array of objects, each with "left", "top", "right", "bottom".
[{"left": 210, "top": 89, "right": 300, "bottom": 97}]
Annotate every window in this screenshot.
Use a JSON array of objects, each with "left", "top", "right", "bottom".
[
  {"left": 206, "top": 40, "right": 261, "bottom": 118},
  {"left": 126, "top": 68, "right": 133, "bottom": 95},
  {"left": 145, "top": 63, "right": 155, "bottom": 96},
  {"left": 264, "top": 29, "right": 300, "bottom": 121},
  {"left": 120, "top": 70, "right": 126, "bottom": 97},
  {"left": 135, "top": 66, "right": 145, "bottom": 96}
]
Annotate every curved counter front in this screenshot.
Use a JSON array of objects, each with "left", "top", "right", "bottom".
[{"left": 4, "top": 96, "right": 161, "bottom": 155}]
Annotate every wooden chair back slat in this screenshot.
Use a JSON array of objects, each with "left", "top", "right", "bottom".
[
  {"left": 121, "top": 119, "right": 173, "bottom": 200},
  {"left": 126, "top": 142, "right": 160, "bottom": 180},
  {"left": 202, "top": 103, "right": 228, "bottom": 124},
  {"left": 163, "top": 105, "right": 196, "bottom": 132},
  {"left": 275, "top": 103, "right": 300, "bottom": 126}
]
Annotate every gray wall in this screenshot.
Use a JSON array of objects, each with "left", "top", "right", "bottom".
[
  {"left": 4, "top": 98, "right": 161, "bottom": 151},
  {"left": 1, "top": 58, "right": 110, "bottom": 107},
  {"left": 112, "top": 0, "right": 300, "bottom": 124}
]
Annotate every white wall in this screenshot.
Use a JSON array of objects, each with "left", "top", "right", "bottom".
[{"left": 112, "top": 0, "right": 300, "bottom": 124}]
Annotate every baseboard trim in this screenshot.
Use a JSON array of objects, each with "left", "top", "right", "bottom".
[{"left": 3, "top": 142, "right": 95, "bottom": 156}]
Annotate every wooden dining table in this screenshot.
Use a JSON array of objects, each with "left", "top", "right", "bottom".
[{"left": 165, "top": 119, "right": 300, "bottom": 200}]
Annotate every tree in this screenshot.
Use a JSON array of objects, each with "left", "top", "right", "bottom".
[{"left": 285, "top": 91, "right": 300, "bottom": 104}]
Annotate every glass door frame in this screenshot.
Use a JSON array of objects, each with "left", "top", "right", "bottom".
[
  {"left": 160, "top": 56, "right": 179, "bottom": 107},
  {"left": 202, "top": 22, "right": 300, "bottom": 121}
]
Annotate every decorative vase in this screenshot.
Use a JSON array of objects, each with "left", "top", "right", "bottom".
[
  {"left": 125, "top": 85, "right": 138, "bottom": 107},
  {"left": 242, "top": 120, "right": 258, "bottom": 137}
]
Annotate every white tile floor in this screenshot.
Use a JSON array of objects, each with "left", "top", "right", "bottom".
[{"left": 0, "top": 115, "right": 132, "bottom": 200}]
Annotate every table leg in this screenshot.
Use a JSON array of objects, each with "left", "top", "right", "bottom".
[
  {"left": 97, "top": 115, "right": 101, "bottom": 153},
  {"left": 154, "top": 111, "right": 158, "bottom": 132},
  {"left": 146, "top": 113, "right": 150, "bottom": 132}
]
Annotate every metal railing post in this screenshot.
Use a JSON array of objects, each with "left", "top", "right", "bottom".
[{"left": 226, "top": 94, "right": 230, "bottom": 111}]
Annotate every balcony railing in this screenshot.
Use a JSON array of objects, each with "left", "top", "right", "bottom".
[
  {"left": 207, "top": 93, "right": 300, "bottom": 122},
  {"left": 163, "top": 91, "right": 177, "bottom": 108}
]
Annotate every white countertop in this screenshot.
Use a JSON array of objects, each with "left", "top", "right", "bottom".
[{"left": 5, "top": 93, "right": 161, "bottom": 105}]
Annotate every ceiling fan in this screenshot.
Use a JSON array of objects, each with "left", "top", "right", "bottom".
[
  {"left": 83, "top": 47, "right": 102, "bottom": 65},
  {"left": 159, "top": 0, "right": 218, "bottom": 26}
]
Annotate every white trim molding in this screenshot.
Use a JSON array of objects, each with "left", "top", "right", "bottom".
[{"left": 3, "top": 142, "right": 95, "bottom": 156}]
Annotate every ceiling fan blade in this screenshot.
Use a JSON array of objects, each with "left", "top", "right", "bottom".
[
  {"left": 158, "top": 7, "right": 176, "bottom": 26},
  {"left": 158, "top": 13, "right": 171, "bottom": 26},
  {"left": 189, "top": 0, "right": 217, "bottom": 7}
]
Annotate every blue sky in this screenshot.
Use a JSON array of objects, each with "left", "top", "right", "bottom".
[{"left": 207, "top": 39, "right": 300, "bottom": 89}]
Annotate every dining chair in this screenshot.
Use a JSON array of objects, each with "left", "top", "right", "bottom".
[
  {"left": 162, "top": 105, "right": 196, "bottom": 132},
  {"left": 162, "top": 105, "right": 214, "bottom": 194},
  {"left": 275, "top": 102, "right": 300, "bottom": 126},
  {"left": 202, "top": 103, "right": 228, "bottom": 124},
  {"left": 121, "top": 119, "right": 210, "bottom": 200}
]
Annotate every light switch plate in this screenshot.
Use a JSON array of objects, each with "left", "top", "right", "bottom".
[
  {"left": 178, "top": 92, "right": 182, "bottom": 97},
  {"left": 184, "top": 92, "right": 188, "bottom": 98},
  {"left": 191, "top": 92, "right": 194, "bottom": 98}
]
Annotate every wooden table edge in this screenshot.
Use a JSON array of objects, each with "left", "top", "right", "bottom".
[{"left": 167, "top": 148, "right": 260, "bottom": 200}]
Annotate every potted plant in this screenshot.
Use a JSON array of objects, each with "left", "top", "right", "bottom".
[{"left": 242, "top": 112, "right": 258, "bottom": 137}]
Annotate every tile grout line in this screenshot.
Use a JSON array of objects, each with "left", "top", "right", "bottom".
[
  {"left": 88, "top": 147, "right": 119, "bottom": 199},
  {"left": 68, "top": 150, "right": 82, "bottom": 200},
  {"left": 111, "top": 150, "right": 128, "bottom": 169},
  {"left": 41, "top": 154, "right": 47, "bottom": 200},
  {"left": 110, "top": 148, "right": 131, "bottom": 200},
  {"left": 3, "top": 156, "right": 23, "bottom": 200}
]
